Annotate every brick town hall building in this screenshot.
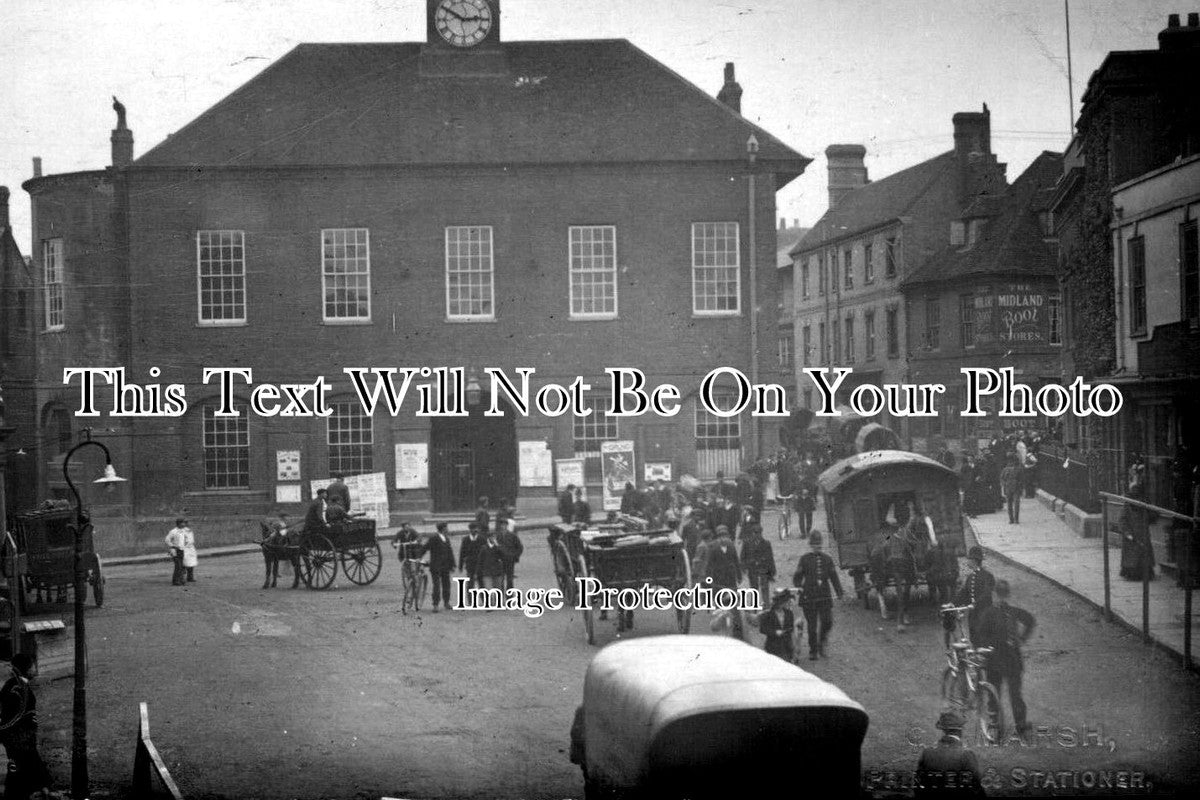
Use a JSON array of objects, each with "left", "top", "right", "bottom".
[{"left": 5, "top": 1, "right": 809, "bottom": 519}]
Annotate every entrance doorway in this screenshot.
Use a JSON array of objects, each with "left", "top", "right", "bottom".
[{"left": 429, "top": 400, "right": 518, "bottom": 513}]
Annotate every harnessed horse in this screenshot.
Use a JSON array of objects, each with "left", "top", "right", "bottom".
[
  {"left": 868, "top": 509, "right": 936, "bottom": 631},
  {"left": 260, "top": 522, "right": 302, "bottom": 588}
]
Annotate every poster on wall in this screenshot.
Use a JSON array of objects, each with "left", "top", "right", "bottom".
[
  {"left": 644, "top": 462, "right": 672, "bottom": 483},
  {"left": 518, "top": 441, "right": 553, "bottom": 487},
  {"left": 276, "top": 450, "right": 301, "bottom": 482},
  {"left": 555, "top": 458, "right": 585, "bottom": 495},
  {"left": 395, "top": 443, "right": 429, "bottom": 490},
  {"left": 275, "top": 484, "right": 301, "bottom": 504},
  {"left": 310, "top": 472, "right": 390, "bottom": 528},
  {"left": 600, "top": 440, "right": 636, "bottom": 512}
]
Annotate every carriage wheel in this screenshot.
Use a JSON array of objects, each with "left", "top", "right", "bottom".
[
  {"left": 553, "top": 540, "right": 575, "bottom": 604},
  {"left": 675, "top": 546, "right": 693, "bottom": 634},
  {"left": 340, "top": 542, "right": 383, "bottom": 586},
  {"left": 577, "top": 555, "right": 595, "bottom": 645},
  {"left": 302, "top": 535, "right": 338, "bottom": 590},
  {"left": 90, "top": 556, "right": 106, "bottom": 607}
]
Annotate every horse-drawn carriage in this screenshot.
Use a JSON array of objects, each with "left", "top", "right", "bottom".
[
  {"left": 2, "top": 505, "right": 105, "bottom": 609},
  {"left": 260, "top": 518, "right": 382, "bottom": 590},
  {"left": 548, "top": 515, "right": 693, "bottom": 645},
  {"left": 817, "top": 448, "right": 964, "bottom": 628}
]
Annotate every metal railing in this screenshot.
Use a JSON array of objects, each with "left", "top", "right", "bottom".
[{"left": 1099, "top": 491, "right": 1197, "bottom": 670}]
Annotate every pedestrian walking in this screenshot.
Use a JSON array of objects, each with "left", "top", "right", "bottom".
[
  {"left": 558, "top": 484, "right": 576, "bottom": 524},
  {"left": 954, "top": 546, "right": 995, "bottom": 644},
  {"left": 706, "top": 525, "right": 744, "bottom": 639},
  {"left": 1001, "top": 454, "right": 1021, "bottom": 524},
  {"left": 757, "top": 588, "right": 800, "bottom": 663},
  {"left": 165, "top": 517, "right": 190, "bottom": 586},
  {"left": 793, "top": 531, "right": 843, "bottom": 660},
  {"left": 739, "top": 521, "right": 776, "bottom": 605},
  {"left": 796, "top": 481, "right": 816, "bottom": 537},
  {"left": 424, "top": 522, "right": 456, "bottom": 612},
  {"left": 913, "top": 709, "right": 984, "bottom": 798},
  {"left": 0, "top": 654, "right": 53, "bottom": 800},
  {"left": 497, "top": 519, "right": 523, "bottom": 590},
  {"left": 459, "top": 522, "right": 484, "bottom": 593},
  {"left": 976, "top": 579, "right": 1036, "bottom": 736}
]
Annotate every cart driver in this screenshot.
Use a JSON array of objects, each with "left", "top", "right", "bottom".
[{"left": 304, "top": 488, "right": 329, "bottom": 534}]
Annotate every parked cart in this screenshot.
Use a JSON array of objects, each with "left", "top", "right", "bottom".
[
  {"left": 295, "top": 518, "right": 383, "bottom": 590},
  {"left": 548, "top": 516, "right": 692, "bottom": 645},
  {"left": 8, "top": 504, "right": 105, "bottom": 608}
]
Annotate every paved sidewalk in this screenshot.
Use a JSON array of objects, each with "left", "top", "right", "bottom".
[{"left": 967, "top": 498, "right": 1198, "bottom": 668}]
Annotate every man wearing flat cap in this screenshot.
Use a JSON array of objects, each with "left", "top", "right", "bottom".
[
  {"left": 758, "top": 588, "right": 800, "bottom": 662},
  {"left": 914, "top": 709, "right": 984, "bottom": 797},
  {"left": 955, "top": 546, "right": 995, "bottom": 644}
]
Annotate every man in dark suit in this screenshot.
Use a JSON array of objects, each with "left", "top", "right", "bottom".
[
  {"left": 0, "top": 653, "right": 52, "bottom": 799},
  {"left": 706, "top": 525, "right": 744, "bottom": 639},
  {"left": 497, "top": 519, "right": 524, "bottom": 590},
  {"left": 423, "top": 522, "right": 457, "bottom": 612},
  {"left": 557, "top": 484, "right": 576, "bottom": 524},
  {"left": 793, "top": 531, "right": 843, "bottom": 660},
  {"left": 326, "top": 474, "right": 351, "bottom": 515},
  {"left": 914, "top": 709, "right": 984, "bottom": 797},
  {"left": 459, "top": 522, "right": 484, "bottom": 592},
  {"left": 475, "top": 530, "right": 507, "bottom": 592},
  {"left": 976, "top": 579, "right": 1036, "bottom": 736},
  {"left": 954, "top": 546, "right": 996, "bottom": 643},
  {"left": 304, "top": 488, "right": 328, "bottom": 534},
  {"left": 758, "top": 588, "right": 799, "bottom": 662}
]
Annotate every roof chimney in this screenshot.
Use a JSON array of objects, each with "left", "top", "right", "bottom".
[
  {"left": 111, "top": 96, "right": 133, "bottom": 168},
  {"left": 717, "top": 62, "right": 743, "bottom": 114},
  {"left": 0, "top": 186, "right": 9, "bottom": 230},
  {"left": 1159, "top": 12, "right": 1200, "bottom": 49},
  {"left": 825, "top": 144, "right": 868, "bottom": 208},
  {"left": 953, "top": 104, "right": 1002, "bottom": 203},
  {"left": 32, "top": 157, "right": 42, "bottom": 178}
]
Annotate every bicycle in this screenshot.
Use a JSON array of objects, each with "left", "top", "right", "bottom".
[
  {"left": 394, "top": 538, "right": 429, "bottom": 615},
  {"left": 775, "top": 494, "right": 795, "bottom": 541},
  {"left": 939, "top": 604, "right": 1004, "bottom": 744}
]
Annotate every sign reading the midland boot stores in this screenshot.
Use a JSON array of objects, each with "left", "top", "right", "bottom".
[{"left": 971, "top": 282, "right": 1053, "bottom": 347}]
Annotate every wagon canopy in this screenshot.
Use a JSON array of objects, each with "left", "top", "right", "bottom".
[
  {"left": 817, "top": 449, "right": 957, "bottom": 495},
  {"left": 582, "top": 636, "right": 868, "bottom": 790}
]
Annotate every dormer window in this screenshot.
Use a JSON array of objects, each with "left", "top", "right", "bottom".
[{"left": 950, "top": 221, "right": 966, "bottom": 246}]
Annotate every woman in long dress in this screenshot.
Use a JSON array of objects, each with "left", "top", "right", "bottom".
[{"left": 1119, "top": 464, "right": 1156, "bottom": 581}]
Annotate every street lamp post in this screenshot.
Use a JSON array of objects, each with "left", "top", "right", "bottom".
[{"left": 62, "top": 429, "right": 125, "bottom": 800}]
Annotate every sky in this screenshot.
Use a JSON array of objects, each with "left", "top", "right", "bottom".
[{"left": 0, "top": 0, "right": 1181, "bottom": 252}]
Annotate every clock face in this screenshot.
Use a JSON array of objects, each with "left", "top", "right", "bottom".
[{"left": 434, "top": 0, "right": 494, "bottom": 48}]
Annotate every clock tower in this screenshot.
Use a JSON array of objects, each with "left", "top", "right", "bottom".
[{"left": 426, "top": 0, "right": 501, "bottom": 48}]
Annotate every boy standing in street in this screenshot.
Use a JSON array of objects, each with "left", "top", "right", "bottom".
[
  {"left": 977, "top": 579, "right": 1036, "bottom": 736},
  {"left": 165, "top": 517, "right": 190, "bottom": 586}
]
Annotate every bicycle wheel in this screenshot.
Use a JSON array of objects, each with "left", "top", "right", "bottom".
[
  {"left": 414, "top": 570, "right": 429, "bottom": 611},
  {"left": 401, "top": 562, "right": 416, "bottom": 614},
  {"left": 940, "top": 665, "right": 968, "bottom": 706},
  {"left": 975, "top": 682, "right": 1005, "bottom": 744}
]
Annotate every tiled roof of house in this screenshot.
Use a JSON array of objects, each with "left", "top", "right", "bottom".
[
  {"left": 791, "top": 151, "right": 956, "bottom": 254},
  {"left": 902, "top": 151, "right": 1063, "bottom": 287},
  {"left": 135, "top": 40, "right": 809, "bottom": 180}
]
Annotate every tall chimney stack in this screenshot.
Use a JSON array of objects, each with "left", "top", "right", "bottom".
[
  {"left": 0, "top": 186, "right": 9, "bottom": 230},
  {"left": 32, "top": 157, "right": 42, "bottom": 178},
  {"left": 952, "top": 104, "right": 1002, "bottom": 203},
  {"left": 717, "top": 62, "right": 743, "bottom": 114},
  {"left": 825, "top": 144, "right": 868, "bottom": 208},
  {"left": 111, "top": 96, "right": 133, "bottom": 168},
  {"left": 1158, "top": 12, "right": 1200, "bottom": 50}
]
